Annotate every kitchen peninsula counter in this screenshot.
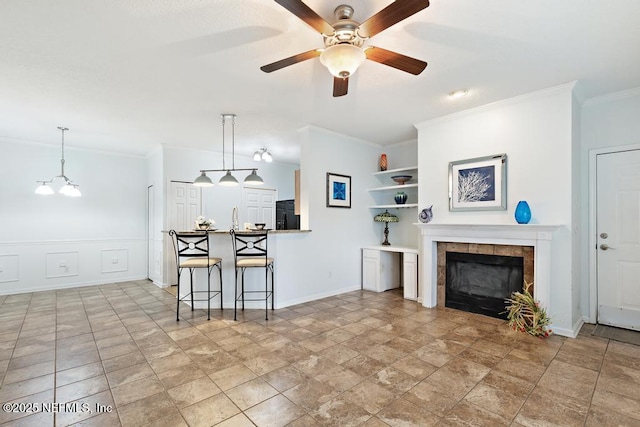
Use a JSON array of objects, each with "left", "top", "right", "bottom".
[
  {"left": 168, "top": 229, "right": 312, "bottom": 234},
  {"left": 164, "top": 228, "right": 315, "bottom": 311}
]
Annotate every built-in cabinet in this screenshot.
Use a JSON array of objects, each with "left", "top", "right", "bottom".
[
  {"left": 362, "top": 246, "right": 419, "bottom": 301},
  {"left": 368, "top": 166, "right": 418, "bottom": 209}
]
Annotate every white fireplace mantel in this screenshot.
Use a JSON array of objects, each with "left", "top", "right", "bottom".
[{"left": 414, "top": 223, "right": 562, "bottom": 311}]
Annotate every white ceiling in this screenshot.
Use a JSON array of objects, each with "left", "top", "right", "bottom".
[{"left": 1, "top": 0, "right": 640, "bottom": 164}]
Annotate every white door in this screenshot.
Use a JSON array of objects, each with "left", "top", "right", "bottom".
[
  {"left": 242, "top": 187, "right": 277, "bottom": 229},
  {"left": 597, "top": 149, "right": 640, "bottom": 330},
  {"left": 166, "top": 181, "right": 202, "bottom": 285},
  {"left": 169, "top": 181, "right": 201, "bottom": 231}
]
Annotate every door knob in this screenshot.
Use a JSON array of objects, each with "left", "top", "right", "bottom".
[{"left": 600, "top": 244, "right": 616, "bottom": 250}]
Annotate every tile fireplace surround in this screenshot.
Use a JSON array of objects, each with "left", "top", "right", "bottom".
[{"left": 416, "top": 224, "right": 561, "bottom": 329}]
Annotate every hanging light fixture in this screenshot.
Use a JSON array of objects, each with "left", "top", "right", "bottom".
[
  {"left": 252, "top": 148, "right": 272, "bottom": 163},
  {"left": 35, "top": 127, "right": 82, "bottom": 197},
  {"left": 319, "top": 44, "right": 366, "bottom": 78},
  {"left": 193, "top": 114, "right": 263, "bottom": 187}
]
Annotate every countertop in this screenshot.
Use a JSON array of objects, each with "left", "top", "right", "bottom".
[{"left": 164, "top": 229, "right": 311, "bottom": 234}]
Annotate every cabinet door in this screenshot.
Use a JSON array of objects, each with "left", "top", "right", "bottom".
[
  {"left": 362, "top": 249, "right": 380, "bottom": 291},
  {"left": 403, "top": 253, "right": 418, "bottom": 300}
]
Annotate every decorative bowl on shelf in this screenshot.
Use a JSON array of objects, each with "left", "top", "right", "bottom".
[
  {"left": 391, "top": 175, "right": 412, "bottom": 185},
  {"left": 254, "top": 223, "right": 266, "bottom": 230}
]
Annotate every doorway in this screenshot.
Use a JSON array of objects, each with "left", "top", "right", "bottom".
[{"left": 594, "top": 148, "right": 640, "bottom": 330}]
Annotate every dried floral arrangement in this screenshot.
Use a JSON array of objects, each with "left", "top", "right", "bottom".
[{"left": 504, "top": 281, "right": 552, "bottom": 337}]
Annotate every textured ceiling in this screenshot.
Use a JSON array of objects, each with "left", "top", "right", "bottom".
[{"left": 1, "top": 0, "right": 640, "bottom": 164}]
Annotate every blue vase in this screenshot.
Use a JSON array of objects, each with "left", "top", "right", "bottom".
[
  {"left": 515, "top": 201, "right": 531, "bottom": 224},
  {"left": 394, "top": 192, "right": 407, "bottom": 205}
]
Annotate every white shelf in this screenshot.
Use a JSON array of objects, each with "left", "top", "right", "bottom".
[
  {"left": 373, "top": 166, "right": 418, "bottom": 176},
  {"left": 368, "top": 183, "right": 418, "bottom": 192},
  {"left": 369, "top": 203, "right": 419, "bottom": 209}
]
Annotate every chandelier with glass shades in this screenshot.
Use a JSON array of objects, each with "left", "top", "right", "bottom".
[
  {"left": 35, "top": 126, "right": 82, "bottom": 197},
  {"left": 193, "top": 114, "right": 264, "bottom": 187}
]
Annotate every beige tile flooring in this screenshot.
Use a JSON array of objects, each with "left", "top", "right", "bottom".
[{"left": 1, "top": 280, "right": 639, "bottom": 426}]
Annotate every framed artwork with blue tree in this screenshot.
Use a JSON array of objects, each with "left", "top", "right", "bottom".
[
  {"left": 326, "top": 172, "right": 351, "bottom": 208},
  {"left": 449, "top": 153, "right": 507, "bottom": 211}
]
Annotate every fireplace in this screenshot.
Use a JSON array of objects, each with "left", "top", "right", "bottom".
[{"left": 445, "top": 251, "right": 524, "bottom": 319}]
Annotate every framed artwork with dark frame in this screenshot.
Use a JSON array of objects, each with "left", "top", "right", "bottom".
[
  {"left": 326, "top": 172, "right": 351, "bottom": 208},
  {"left": 449, "top": 153, "right": 507, "bottom": 211}
]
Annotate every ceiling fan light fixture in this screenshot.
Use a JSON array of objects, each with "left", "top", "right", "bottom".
[
  {"left": 253, "top": 150, "right": 262, "bottom": 161},
  {"left": 320, "top": 44, "right": 365, "bottom": 78},
  {"left": 261, "top": 151, "right": 272, "bottom": 163}
]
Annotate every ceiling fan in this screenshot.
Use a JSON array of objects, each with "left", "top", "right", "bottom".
[{"left": 260, "top": 0, "right": 430, "bottom": 97}]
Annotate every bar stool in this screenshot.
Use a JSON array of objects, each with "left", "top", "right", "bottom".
[
  {"left": 231, "top": 229, "right": 274, "bottom": 321},
  {"left": 169, "top": 230, "right": 222, "bottom": 321}
]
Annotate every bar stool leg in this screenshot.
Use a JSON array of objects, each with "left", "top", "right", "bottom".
[
  {"left": 265, "top": 266, "right": 269, "bottom": 320},
  {"left": 189, "top": 269, "right": 195, "bottom": 311},
  {"left": 176, "top": 270, "right": 181, "bottom": 321},
  {"left": 207, "top": 266, "right": 211, "bottom": 321},
  {"left": 234, "top": 268, "right": 239, "bottom": 321},
  {"left": 218, "top": 263, "right": 223, "bottom": 310}
]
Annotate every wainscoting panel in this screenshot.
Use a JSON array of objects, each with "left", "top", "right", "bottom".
[
  {"left": 46, "top": 251, "right": 79, "bottom": 279},
  {"left": 0, "top": 254, "right": 19, "bottom": 283},
  {"left": 0, "top": 239, "right": 147, "bottom": 295},
  {"left": 101, "top": 249, "right": 129, "bottom": 274}
]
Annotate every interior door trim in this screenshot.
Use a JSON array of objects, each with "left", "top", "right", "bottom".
[{"left": 588, "top": 143, "right": 640, "bottom": 323}]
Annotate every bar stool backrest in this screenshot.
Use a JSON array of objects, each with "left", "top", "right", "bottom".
[
  {"left": 231, "top": 230, "right": 269, "bottom": 264},
  {"left": 169, "top": 230, "right": 211, "bottom": 265}
]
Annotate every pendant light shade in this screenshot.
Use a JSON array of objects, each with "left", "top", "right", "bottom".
[
  {"left": 244, "top": 169, "right": 264, "bottom": 185},
  {"left": 193, "top": 171, "right": 214, "bottom": 187},
  {"left": 35, "top": 182, "right": 54, "bottom": 195},
  {"left": 218, "top": 170, "right": 239, "bottom": 186},
  {"left": 35, "top": 127, "right": 82, "bottom": 197}
]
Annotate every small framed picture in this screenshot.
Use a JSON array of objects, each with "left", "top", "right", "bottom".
[
  {"left": 449, "top": 153, "right": 507, "bottom": 211},
  {"left": 326, "top": 172, "right": 351, "bottom": 208}
]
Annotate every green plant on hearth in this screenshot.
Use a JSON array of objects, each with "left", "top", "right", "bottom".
[{"left": 504, "top": 281, "right": 552, "bottom": 337}]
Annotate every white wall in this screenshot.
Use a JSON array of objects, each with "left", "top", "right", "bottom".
[
  {"left": 0, "top": 140, "right": 148, "bottom": 294},
  {"left": 580, "top": 88, "right": 640, "bottom": 321},
  {"left": 414, "top": 83, "right": 580, "bottom": 335},
  {"left": 296, "top": 126, "right": 381, "bottom": 299}
]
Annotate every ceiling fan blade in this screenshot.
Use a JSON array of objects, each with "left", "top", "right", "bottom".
[
  {"left": 274, "top": 0, "right": 335, "bottom": 35},
  {"left": 365, "top": 46, "right": 427, "bottom": 75},
  {"left": 260, "top": 49, "right": 321, "bottom": 73},
  {"left": 358, "top": 0, "right": 430, "bottom": 38},
  {"left": 333, "top": 76, "right": 349, "bottom": 97}
]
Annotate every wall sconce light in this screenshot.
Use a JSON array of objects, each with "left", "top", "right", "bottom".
[{"left": 35, "top": 126, "right": 82, "bottom": 197}]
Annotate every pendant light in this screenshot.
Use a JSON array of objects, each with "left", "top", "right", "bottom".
[
  {"left": 35, "top": 127, "right": 81, "bottom": 197},
  {"left": 193, "top": 114, "right": 264, "bottom": 187},
  {"left": 253, "top": 148, "right": 273, "bottom": 163}
]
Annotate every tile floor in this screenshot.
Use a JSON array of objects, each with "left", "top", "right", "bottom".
[{"left": 1, "top": 280, "right": 639, "bottom": 426}]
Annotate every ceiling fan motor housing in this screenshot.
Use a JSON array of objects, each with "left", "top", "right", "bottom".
[{"left": 323, "top": 4, "right": 365, "bottom": 48}]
